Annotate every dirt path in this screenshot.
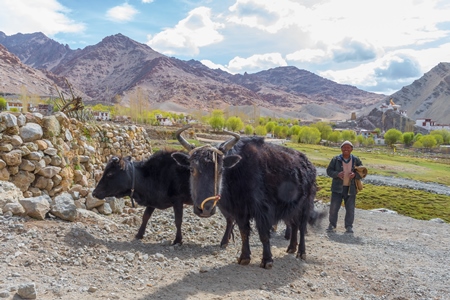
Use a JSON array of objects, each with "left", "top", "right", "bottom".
[{"left": 1, "top": 202, "right": 449, "bottom": 300}]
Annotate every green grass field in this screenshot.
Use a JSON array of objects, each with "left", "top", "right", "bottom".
[{"left": 288, "top": 143, "right": 450, "bottom": 223}]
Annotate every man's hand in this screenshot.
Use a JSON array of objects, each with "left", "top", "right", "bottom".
[
  {"left": 338, "top": 171, "right": 344, "bottom": 180},
  {"left": 349, "top": 172, "right": 356, "bottom": 179}
]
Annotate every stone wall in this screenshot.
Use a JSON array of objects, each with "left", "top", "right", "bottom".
[{"left": 0, "top": 110, "right": 152, "bottom": 202}]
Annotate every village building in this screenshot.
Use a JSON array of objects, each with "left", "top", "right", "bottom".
[
  {"left": 28, "top": 104, "right": 53, "bottom": 116},
  {"left": 155, "top": 114, "right": 174, "bottom": 126},
  {"left": 92, "top": 110, "right": 111, "bottom": 121},
  {"left": 415, "top": 118, "right": 450, "bottom": 131},
  {"left": 6, "top": 100, "right": 23, "bottom": 111}
]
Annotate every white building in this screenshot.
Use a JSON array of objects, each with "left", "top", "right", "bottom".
[
  {"left": 6, "top": 100, "right": 23, "bottom": 111},
  {"left": 93, "top": 111, "right": 111, "bottom": 121},
  {"left": 156, "top": 114, "right": 174, "bottom": 126},
  {"left": 415, "top": 118, "right": 450, "bottom": 131}
]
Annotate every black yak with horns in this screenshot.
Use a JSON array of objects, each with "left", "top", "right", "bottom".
[{"left": 172, "top": 125, "right": 323, "bottom": 269}]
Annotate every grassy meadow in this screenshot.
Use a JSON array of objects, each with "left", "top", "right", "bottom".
[{"left": 288, "top": 143, "right": 450, "bottom": 223}]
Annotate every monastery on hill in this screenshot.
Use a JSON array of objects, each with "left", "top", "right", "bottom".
[{"left": 381, "top": 98, "right": 450, "bottom": 131}]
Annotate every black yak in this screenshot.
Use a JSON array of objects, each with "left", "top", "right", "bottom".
[
  {"left": 172, "top": 126, "right": 322, "bottom": 269},
  {"left": 92, "top": 151, "right": 192, "bottom": 245}
]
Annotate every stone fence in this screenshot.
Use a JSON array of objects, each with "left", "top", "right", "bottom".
[{"left": 0, "top": 111, "right": 153, "bottom": 220}]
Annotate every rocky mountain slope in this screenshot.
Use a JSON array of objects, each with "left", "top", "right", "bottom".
[
  {"left": 389, "top": 62, "right": 450, "bottom": 124},
  {"left": 0, "top": 44, "right": 86, "bottom": 99},
  {"left": 2, "top": 31, "right": 450, "bottom": 124},
  {"left": 1, "top": 31, "right": 385, "bottom": 121}
]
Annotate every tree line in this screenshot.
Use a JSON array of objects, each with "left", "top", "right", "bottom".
[{"left": 2, "top": 96, "right": 449, "bottom": 149}]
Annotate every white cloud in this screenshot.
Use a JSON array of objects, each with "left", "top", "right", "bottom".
[
  {"left": 286, "top": 49, "right": 330, "bottom": 64},
  {"left": 0, "top": 0, "right": 85, "bottom": 36},
  {"left": 147, "top": 7, "right": 224, "bottom": 56},
  {"left": 225, "top": 0, "right": 450, "bottom": 60},
  {"left": 227, "top": 0, "right": 309, "bottom": 34},
  {"left": 227, "top": 53, "right": 287, "bottom": 74},
  {"left": 141, "top": 0, "right": 154, "bottom": 3},
  {"left": 319, "top": 51, "right": 425, "bottom": 93},
  {"left": 200, "top": 60, "right": 230, "bottom": 72},
  {"left": 106, "top": 3, "right": 139, "bottom": 23}
]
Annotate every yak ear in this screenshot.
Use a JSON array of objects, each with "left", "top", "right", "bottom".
[
  {"left": 171, "top": 152, "right": 190, "bottom": 168},
  {"left": 124, "top": 156, "right": 132, "bottom": 162},
  {"left": 223, "top": 155, "right": 241, "bottom": 169},
  {"left": 111, "top": 156, "right": 120, "bottom": 164}
]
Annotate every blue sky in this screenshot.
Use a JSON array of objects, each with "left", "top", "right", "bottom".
[{"left": 1, "top": 0, "right": 450, "bottom": 95}]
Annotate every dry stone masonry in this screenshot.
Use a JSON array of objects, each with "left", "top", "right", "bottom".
[{"left": 0, "top": 111, "right": 152, "bottom": 221}]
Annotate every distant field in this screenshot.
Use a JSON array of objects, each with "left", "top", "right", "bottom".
[
  {"left": 287, "top": 143, "right": 450, "bottom": 222},
  {"left": 287, "top": 143, "right": 450, "bottom": 186}
]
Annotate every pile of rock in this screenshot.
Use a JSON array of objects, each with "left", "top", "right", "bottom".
[{"left": 0, "top": 111, "right": 152, "bottom": 220}]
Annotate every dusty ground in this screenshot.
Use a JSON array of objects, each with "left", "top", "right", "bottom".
[{"left": 1, "top": 200, "right": 449, "bottom": 300}]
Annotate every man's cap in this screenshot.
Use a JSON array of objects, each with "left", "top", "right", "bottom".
[{"left": 341, "top": 140, "right": 353, "bottom": 148}]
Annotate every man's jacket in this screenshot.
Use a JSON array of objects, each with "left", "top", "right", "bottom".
[{"left": 326, "top": 154, "right": 363, "bottom": 195}]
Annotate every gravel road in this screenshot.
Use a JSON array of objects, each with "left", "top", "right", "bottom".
[
  {"left": 1, "top": 202, "right": 449, "bottom": 300},
  {"left": 0, "top": 169, "right": 449, "bottom": 299}
]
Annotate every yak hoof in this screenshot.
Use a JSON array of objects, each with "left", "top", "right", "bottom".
[
  {"left": 237, "top": 257, "right": 251, "bottom": 265},
  {"left": 135, "top": 234, "right": 144, "bottom": 240},
  {"left": 286, "top": 247, "right": 296, "bottom": 254},
  {"left": 220, "top": 243, "right": 228, "bottom": 249},
  {"left": 260, "top": 260, "right": 273, "bottom": 269},
  {"left": 171, "top": 240, "right": 183, "bottom": 246},
  {"left": 296, "top": 253, "right": 306, "bottom": 260}
]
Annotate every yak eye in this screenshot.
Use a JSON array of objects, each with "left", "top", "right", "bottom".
[{"left": 106, "top": 172, "right": 114, "bottom": 177}]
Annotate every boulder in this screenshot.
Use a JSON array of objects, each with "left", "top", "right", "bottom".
[
  {"left": 19, "top": 195, "right": 51, "bottom": 220},
  {"left": 51, "top": 192, "right": 78, "bottom": 221}
]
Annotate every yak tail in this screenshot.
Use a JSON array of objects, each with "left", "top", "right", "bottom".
[{"left": 308, "top": 207, "right": 327, "bottom": 227}]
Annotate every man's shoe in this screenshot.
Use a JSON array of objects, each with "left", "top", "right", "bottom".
[
  {"left": 345, "top": 227, "right": 354, "bottom": 233},
  {"left": 326, "top": 225, "right": 335, "bottom": 232}
]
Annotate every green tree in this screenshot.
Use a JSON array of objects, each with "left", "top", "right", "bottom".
[
  {"left": 363, "top": 136, "right": 375, "bottom": 146},
  {"left": 311, "top": 122, "right": 332, "bottom": 141},
  {"left": 254, "top": 125, "right": 267, "bottom": 136},
  {"left": 328, "top": 131, "right": 342, "bottom": 143},
  {"left": 278, "top": 125, "right": 289, "bottom": 139},
  {"left": 384, "top": 128, "right": 402, "bottom": 146},
  {"left": 429, "top": 132, "right": 443, "bottom": 145},
  {"left": 412, "top": 140, "right": 423, "bottom": 148},
  {"left": 402, "top": 132, "right": 415, "bottom": 147},
  {"left": 421, "top": 135, "right": 437, "bottom": 149},
  {"left": 0, "top": 97, "right": 6, "bottom": 110},
  {"left": 288, "top": 125, "right": 302, "bottom": 136},
  {"left": 208, "top": 110, "right": 225, "bottom": 131},
  {"left": 356, "top": 135, "right": 364, "bottom": 145},
  {"left": 226, "top": 116, "right": 244, "bottom": 132},
  {"left": 244, "top": 125, "right": 254, "bottom": 135},
  {"left": 265, "top": 121, "right": 277, "bottom": 136},
  {"left": 298, "top": 126, "right": 321, "bottom": 144},
  {"left": 341, "top": 130, "right": 356, "bottom": 143},
  {"left": 431, "top": 129, "right": 449, "bottom": 144}
]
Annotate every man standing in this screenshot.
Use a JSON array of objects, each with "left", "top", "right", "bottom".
[{"left": 326, "top": 141, "right": 363, "bottom": 234}]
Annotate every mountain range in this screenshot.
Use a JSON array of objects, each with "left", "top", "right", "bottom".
[{"left": 1, "top": 31, "right": 450, "bottom": 124}]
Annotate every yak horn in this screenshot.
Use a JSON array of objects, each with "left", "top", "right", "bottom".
[
  {"left": 221, "top": 130, "right": 240, "bottom": 152},
  {"left": 175, "top": 125, "right": 195, "bottom": 151}
]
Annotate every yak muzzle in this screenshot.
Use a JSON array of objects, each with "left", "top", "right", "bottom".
[{"left": 194, "top": 196, "right": 220, "bottom": 217}]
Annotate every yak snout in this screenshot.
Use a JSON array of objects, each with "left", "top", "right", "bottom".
[{"left": 194, "top": 201, "right": 217, "bottom": 218}]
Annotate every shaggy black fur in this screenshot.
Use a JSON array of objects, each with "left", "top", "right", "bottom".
[
  {"left": 92, "top": 150, "right": 192, "bottom": 245},
  {"left": 173, "top": 136, "right": 322, "bottom": 268}
]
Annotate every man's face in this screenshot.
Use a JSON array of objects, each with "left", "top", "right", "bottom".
[{"left": 341, "top": 145, "right": 353, "bottom": 155}]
